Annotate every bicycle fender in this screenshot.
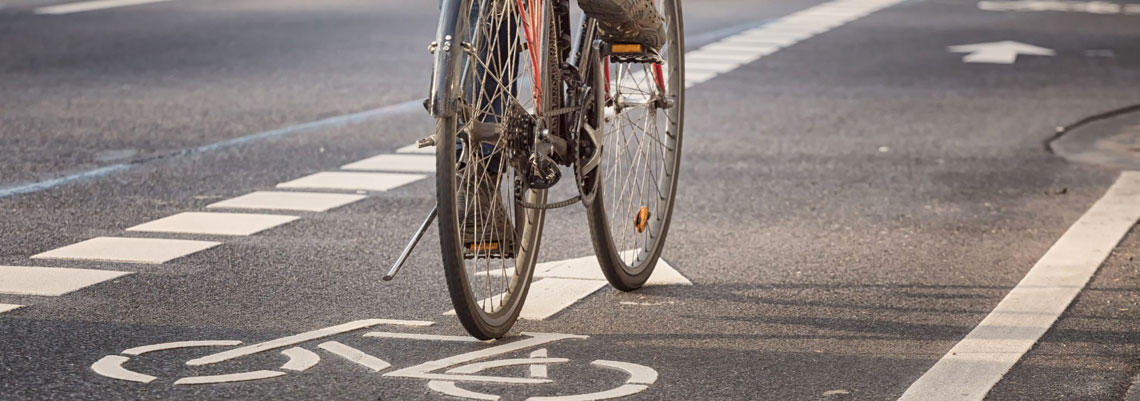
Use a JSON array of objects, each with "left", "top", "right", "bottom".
[{"left": 428, "top": 0, "right": 463, "bottom": 119}]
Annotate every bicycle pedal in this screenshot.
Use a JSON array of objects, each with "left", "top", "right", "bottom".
[
  {"left": 608, "top": 43, "right": 662, "bottom": 63},
  {"left": 416, "top": 134, "right": 437, "bottom": 149}
]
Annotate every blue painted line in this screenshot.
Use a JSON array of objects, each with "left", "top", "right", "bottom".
[{"left": 0, "top": 99, "right": 423, "bottom": 200}]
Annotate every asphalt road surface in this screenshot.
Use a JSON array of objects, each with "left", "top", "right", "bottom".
[{"left": 3, "top": 0, "right": 1140, "bottom": 400}]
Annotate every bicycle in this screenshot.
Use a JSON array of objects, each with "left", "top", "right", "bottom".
[{"left": 388, "top": 0, "right": 685, "bottom": 340}]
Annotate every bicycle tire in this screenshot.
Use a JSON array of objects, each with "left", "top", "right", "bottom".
[
  {"left": 437, "top": 0, "right": 562, "bottom": 339},
  {"left": 583, "top": 0, "right": 684, "bottom": 291}
]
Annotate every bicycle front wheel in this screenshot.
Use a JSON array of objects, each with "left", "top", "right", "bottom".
[
  {"left": 436, "top": 0, "right": 561, "bottom": 339},
  {"left": 584, "top": 0, "right": 684, "bottom": 291}
]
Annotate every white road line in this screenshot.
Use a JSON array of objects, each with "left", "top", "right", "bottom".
[
  {"left": 342, "top": 154, "right": 436, "bottom": 173},
  {"left": 277, "top": 171, "right": 426, "bottom": 192},
  {"left": 0, "top": 304, "right": 23, "bottom": 314},
  {"left": 208, "top": 191, "right": 366, "bottom": 212},
  {"left": 318, "top": 341, "right": 392, "bottom": 372},
  {"left": 594, "top": 360, "right": 658, "bottom": 384},
  {"left": 528, "top": 385, "right": 649, "bottom": 401},
  {"left": 126, "top": 212, "right": 299, "bottom": 236},
  {"left": 31, "top": 237, "right": 220, "bottom": 264},
  {"left": 35, "top": 0, "right": 171, "bottom": 15},
  {"left": 899, "top": 172, "right": 1140, "bottom": 401},
  {"left": 0, "top": 265, "right": 131, "bottom": 296}
]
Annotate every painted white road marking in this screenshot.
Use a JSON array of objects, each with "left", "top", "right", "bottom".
[
  {"left": 947, "top": 41, "right": 1055, "bottom": 64},
  {"left": 460, "top": 253, "right": 690, "bottom": 319},
  {"left": 173, "top": 371, "right": 285, "bottom": 386},
  {"left": 396, "top": 144, "right": 436, "bottom": 154},
  {"left": 0, "top": 265, "right": 131, "bottom": 296},
  {"left": 187, "top": 319, "right": 432, "bottom": 366},
  {"left": 318, "top": 341, "right": 392, "bottom": 372},
  {"left": 126, "top": 212, "right": 299, "bottom": 236},
  {"left": 208, "top": 191, "right": 366, "bottom": 212},
  {"left": 675, "top": 0, "right": 908, "bottom": 87},
  {"left": 31, "top": 237, "right": 221, "bottom": 264},
  {"left": 0, "top": 304, "right": 22, "bottom": 314},
  {"left": 528, "top": 384, "right": 649, "bottom": 401},
  {"left": 280, "top": 347, "right": 320, "bottom": 372},
  {"left": 592, "top": 360, "right": 658, "bottom": 385},
  {"left": 535, "top": 252, "right": 692, "bottom": 286},
  {"left": 277, "top": 171, "right": 426, "bottom": 192},
  {"left": 518, "top": 278, "right": 609, "bottom": 320},
  {"left": 342, "top": 154, "right": 436, "bottom": 173},
  {"left": 979, "top": 0, "right": 1140, "bottom": 14},
  {"left": 530, "top": 349, "right": 549, "bottom": 378},
  {"left": 899, "top": 172, "right": 1140, "bottom": 401},
  {"left": 363, "top": 332, "right": 484, "bottom": 343},
  {"left": 35, "top": 0, "right": 172, "bottom": 15},
  {"left": 91, "top": 355, "right": 157, "bottom": 383},
  {"left": 123, "top": 340, "right": 243, "bottom": 356},
  {"left": 385, "top": 332, "right": 587, "bottom": 384}
]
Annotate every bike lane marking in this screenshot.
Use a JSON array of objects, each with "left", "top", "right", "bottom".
[
  {"left": 0, "top": 265, "right": 131, "bottom": 296},
  {"left": 187, "top": 319, "right": 433, "bottom": 366},
  {"left": 125, "top": 212, "right": 300, "bottom": 236},
  {"left": 207, "top": 191, "right": 367, "bottom": 212},
  {"left": 0, "top": 304, "right": 22, "bottom": 315},
  {"left": 899, "top": 172, "right": 1140, "bottom": 401},
  {"left": 276, "top": 171, "right": 426, "bottom": 192},
  {"left": 32, "top": 237, "right": 221, "bottom": 264},
  {"left": 682, "top": 0, "right": 910, "bottom": 88},
  {"left": 318, "top": 341, "right": 392, "bottom": 372},
  {"left": 342, "top": 154, "right": 436, "bottom": 173},
  {"left": 34, "top": 0, "right": 172, "bottom": 15},
  {"left": 455, "top": 253, "right": 691, "bottom": 320}
]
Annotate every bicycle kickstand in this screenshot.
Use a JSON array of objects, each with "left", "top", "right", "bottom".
[{"left": 383, "top": 206, "right": 438, "bottom": 281}]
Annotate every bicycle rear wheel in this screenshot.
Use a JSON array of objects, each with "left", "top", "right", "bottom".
[
  {"left": 583, "top": 0, "right": 684, "bottom": 291},
  {"left": 437, "top": 0, "right": 561, "bottom": 339}
]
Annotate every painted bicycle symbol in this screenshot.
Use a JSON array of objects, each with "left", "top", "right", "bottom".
[{"left": 91, "top": 319, "right": 657, "bottom": 400}]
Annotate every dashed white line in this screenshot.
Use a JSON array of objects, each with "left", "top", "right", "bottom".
[
  {"left": 126, "top": 212, "right": 299, "bottom": 236},
  {"left": 363, "top": 332, "right": 484, "bottom": 343},
  {"left": 277, "top": 171, "right": 426, "bottom": 192},
  {"left": 31, "top": 237, "right": 221, "bottom": 264},
  {"left": 35, "top": 0, "right": 172, "bottom": 15},
  {"left": 0, "top": 265, "right": 131, "bottom": 296},
  {"left": 342, "top": 154, "right": 436, "bottom": 173},
  {"left": 0, "top": 304, "right": 23, "bottom": 314},
  {"left": 208, "top": 191, "right": 366, "bottom": 212},
  {"left": 899, "top": 172, "right": 1140, "bottom": 401}
]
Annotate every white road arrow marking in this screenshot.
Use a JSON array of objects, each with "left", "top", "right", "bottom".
[{"left": 947, "top": 41, "right": 1055, "bottom": 64}]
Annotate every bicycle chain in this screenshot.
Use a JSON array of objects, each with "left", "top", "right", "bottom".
[{"left": 516, "top": 195, "right": 582, "bottom": 210}]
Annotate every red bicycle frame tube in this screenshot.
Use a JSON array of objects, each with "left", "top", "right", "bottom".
[{"left": 515, "top": 0, "right": 544, "bottom": 114}]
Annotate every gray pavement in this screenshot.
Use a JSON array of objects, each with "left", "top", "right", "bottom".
[{"left": 1, "top": 0, "right": 1140, "bottom": 400}]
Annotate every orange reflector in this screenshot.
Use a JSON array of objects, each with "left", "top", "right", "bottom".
[
  {"left": 634, "top": 206, "right": 651, "bottom": 233},
  {"left": 612, "top": 44, "right": 643, "bottom": 54},
  {"left": 470, "top": 243, "right": 500, "bottom": 252}
]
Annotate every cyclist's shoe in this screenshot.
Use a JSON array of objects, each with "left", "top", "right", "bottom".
[
  {"left": 457, "top": 168, "right": 516, "bottom": 258},
  {"left": 579, "top": 0, "right": 666, "bottom": 51}
]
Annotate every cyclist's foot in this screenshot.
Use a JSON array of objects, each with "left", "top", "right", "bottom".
[
  {"left": 579, "top": 0, "right": 665, "bottom": 52},
  {"left": 457, "top": 168, "right": 516, "bottom": 258}
]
